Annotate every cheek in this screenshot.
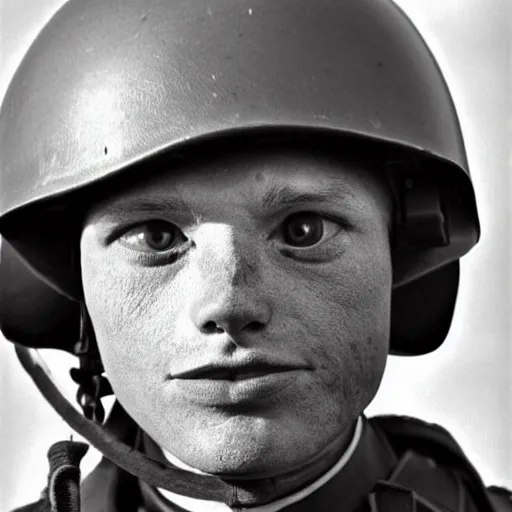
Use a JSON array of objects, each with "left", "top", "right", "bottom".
[
  {"left": 80, "top": 248, "right": 183, "bottom": 399},
  {"left": 293, "top": 231, "right": 391, "bottom": 404}
]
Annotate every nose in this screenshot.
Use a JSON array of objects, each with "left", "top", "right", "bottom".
[
  {"left": 194, "top": 298, "right": 271, "bottom": 336},
  {"left": 187, "top": 225, "right": 272, "bottom": 338}
]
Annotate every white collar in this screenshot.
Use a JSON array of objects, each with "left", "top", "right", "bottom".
[{"left": 157, "top": 417, "right": 363, "bottom": 512}]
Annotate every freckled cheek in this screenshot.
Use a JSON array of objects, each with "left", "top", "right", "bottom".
[
  {"left": 81, "top": 257, "right": 183, "bottom": 386},
  {"left": 293, "top": 249, "right": 391, "bottom": 391}
]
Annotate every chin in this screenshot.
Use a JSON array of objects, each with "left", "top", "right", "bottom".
[
  {"left": 146, "top": 391, "right": 349, "bottom": 478},
  {"left": 166, "top": 425, "right": 323, "bottom": 479},
  {"left": 186, "top": 451, "right": 292, "bottom": 479}
]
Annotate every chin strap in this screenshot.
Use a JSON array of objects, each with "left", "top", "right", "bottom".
[
  {"left": 14, "top": 344, "right": 270, "bottom": 506},
  {"left": 69, "top": 306, "right": 112, "bottom": 424}
]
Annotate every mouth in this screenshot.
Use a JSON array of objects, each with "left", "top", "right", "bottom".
[
  {"left": 186, "top": 366, "right": 295, "bottom": 381},
  {"left": 169, "top": 358, "right": 311, "bottom": 405},
  {"left": 170, "top": 359, "right": 309, "bottom": 382}
]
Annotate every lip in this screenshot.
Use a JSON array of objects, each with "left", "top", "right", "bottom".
[
  {"left": 169, "top": 354, "right": 310, "bottom": 380},
  {"left": 171, "top": 361, "right": 305, "bottom": 380},
  {"left": 171, "top": 369, "right": 308, "bottom": 406},
  {"left": 168, "top": 356, "right": 311, "bottom": 406}
]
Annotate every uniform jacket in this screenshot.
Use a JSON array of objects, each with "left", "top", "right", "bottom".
[{"left": 13, "top": 414, "right": 512, "bottom": 512}]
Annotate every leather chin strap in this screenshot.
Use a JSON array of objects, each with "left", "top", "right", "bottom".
[{"left": 15, "top": 344, "right": 263, "bottom": 506}]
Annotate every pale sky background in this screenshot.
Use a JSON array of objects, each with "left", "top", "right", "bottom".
[{"left": 0, "top": 0, "right": 511, "bottom": 510}]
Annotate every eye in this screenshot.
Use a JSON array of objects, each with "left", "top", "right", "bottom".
[
  {"left": 118, "top": 220, "right": 187, "bottom": 252},
  {"left": 281, "top": 212, "right": 340, "bottom": 248}
]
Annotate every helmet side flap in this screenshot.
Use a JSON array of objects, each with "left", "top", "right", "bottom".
[{"left": 0, "top": 240, "right": 80, "bottom": 350}]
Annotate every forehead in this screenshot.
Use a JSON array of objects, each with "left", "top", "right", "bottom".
[{"left": 87, "top": 142, "right": 390, "bottom": 217}]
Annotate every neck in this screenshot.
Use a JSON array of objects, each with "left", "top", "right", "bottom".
[{"left": 151, "top": 419, "right": 361, "bottom": 507}]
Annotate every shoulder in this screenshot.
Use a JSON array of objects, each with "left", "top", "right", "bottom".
[
  {"left": 10, "top": 457, "right": 143, "bottom": 512},
  {"left": 80, "top": 456, "right": 143, "bottom": 512},
  {"left": 368, "top": 415, "right": 512, "bottom": 512}
]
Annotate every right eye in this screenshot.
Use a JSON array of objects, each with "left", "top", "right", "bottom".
[{"left": 118, "top": 220, "right": 188, "bottom": 253}]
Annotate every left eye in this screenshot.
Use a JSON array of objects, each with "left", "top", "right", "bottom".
[
  {"left": 281, "top": 212, "right": 340, "bottom": 248},
  {"left": 118, "top": 221, "right": 187, "bottom": 252}
]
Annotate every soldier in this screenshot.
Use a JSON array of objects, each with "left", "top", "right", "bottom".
[{"left": 0, "top": 0, "right": 510, "bottom": 511}]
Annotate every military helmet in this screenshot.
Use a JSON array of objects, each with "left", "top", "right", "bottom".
[{"left": 0, "top": 0, "right": 479, "bottom": 357}]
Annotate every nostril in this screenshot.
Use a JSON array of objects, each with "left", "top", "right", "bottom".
[
  {"left": 246, "top": 321, "right": 265, "bottom": 332},
  {"left": 201, "top": 321, "right": 224, "bottom": 334},
  {"left": 199, "top": 320, "right": 266, "bottom": 335}
]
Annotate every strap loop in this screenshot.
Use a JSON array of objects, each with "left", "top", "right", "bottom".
[{"left": 69, "top": 306, "right": 112, "bottom": 423}]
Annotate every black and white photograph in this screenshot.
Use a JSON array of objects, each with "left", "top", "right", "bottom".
[{"left": 0, "top": 1, "right": 510, "bottom": 511}]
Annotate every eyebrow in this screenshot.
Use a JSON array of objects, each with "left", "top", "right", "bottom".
[
  {"left": 99, "top": 195, "right": 194, "bottom": 219},
  {"left": 260, "top": 181, "right": 357, "bottom": 211}
]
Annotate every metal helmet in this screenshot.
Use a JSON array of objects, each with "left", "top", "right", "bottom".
[
  {"left": 0, "top": 0, "right": 480, "bottom": 500},
  {"left": 0, "top": 0, "right": 479, "bottom": 356}
]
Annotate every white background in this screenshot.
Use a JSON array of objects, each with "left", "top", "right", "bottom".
[{"left": 1, "top": 0, "right": 511, "bottom": 510}]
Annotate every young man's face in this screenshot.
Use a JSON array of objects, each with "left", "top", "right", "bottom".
[{"left": 80, "top": 144, "right": 392, "bottom": 477}]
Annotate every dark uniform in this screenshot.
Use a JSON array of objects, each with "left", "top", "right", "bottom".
[
  {"left": 0, "top": 0, "right": 510, "bottom": 511},
  {"left": 9, "top": 407, "right": 512, "bottom": 511}
]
